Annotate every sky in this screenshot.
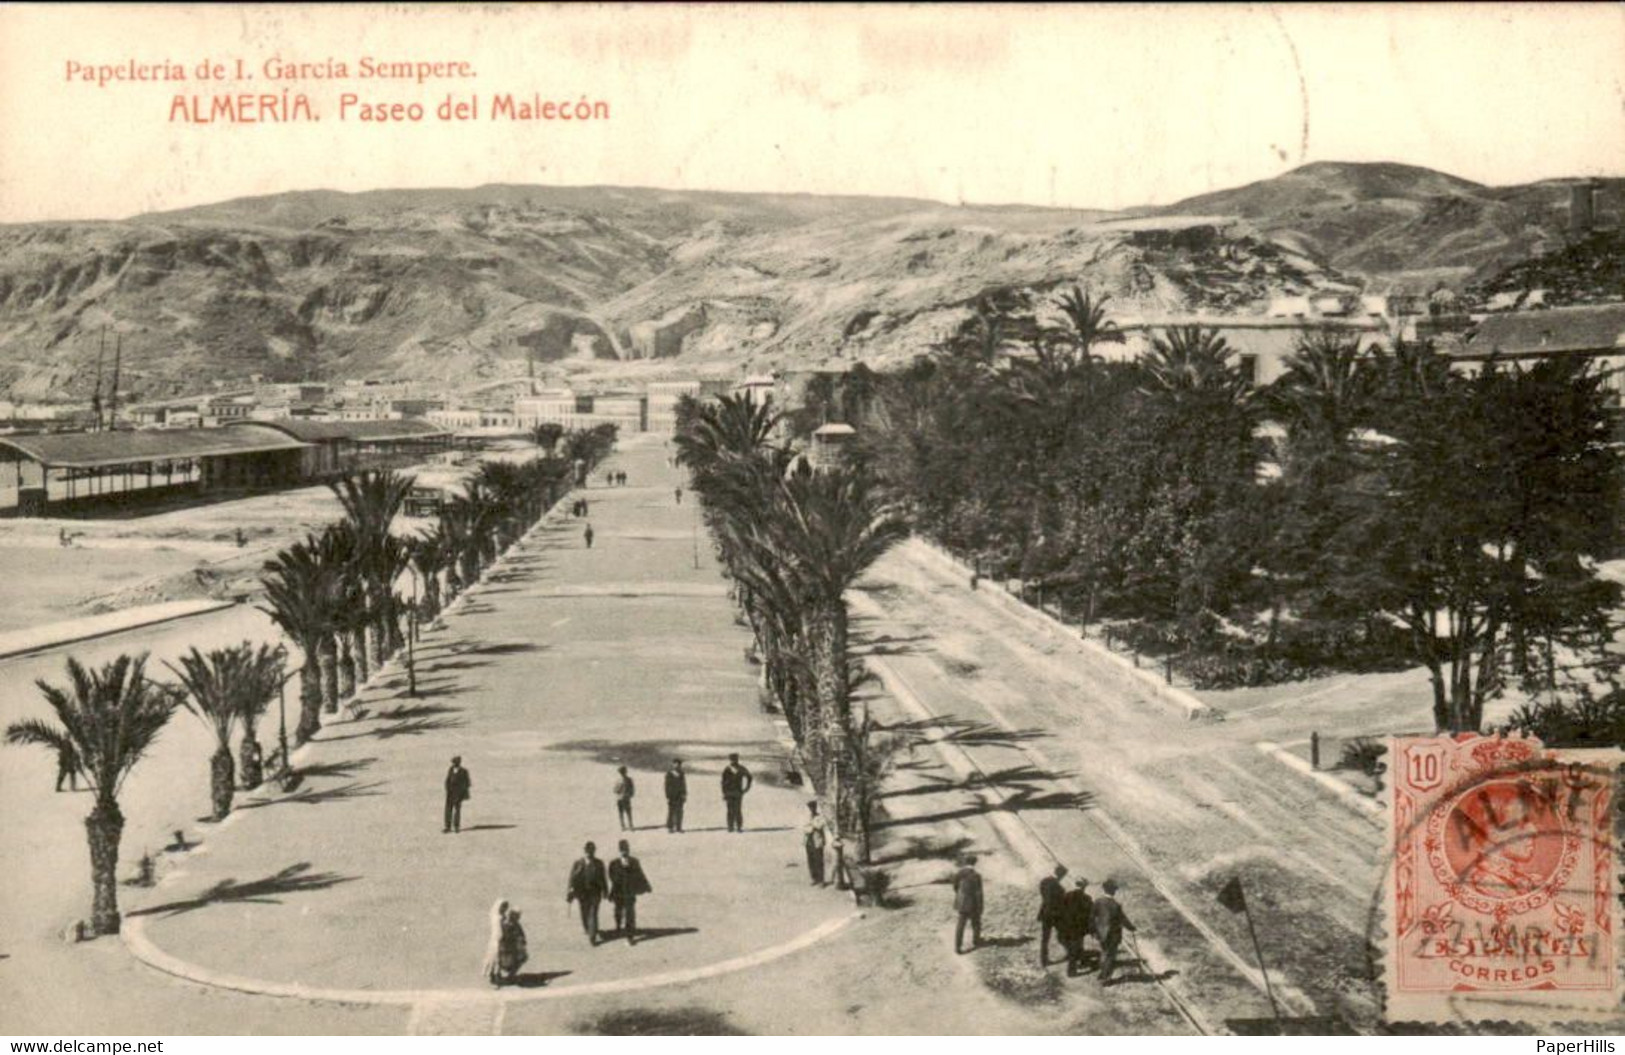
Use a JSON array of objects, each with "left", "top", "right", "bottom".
[{"left": 0, "top": 3, "right": 1621, "bottom": 223}]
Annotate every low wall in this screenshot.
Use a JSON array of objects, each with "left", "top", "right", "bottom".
[{"left": 902, "top": 538, "right": 1219, "bottom": 722}]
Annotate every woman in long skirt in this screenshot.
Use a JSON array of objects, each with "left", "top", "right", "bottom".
[
  {"left": 481, "top": 899, "right": 509, "bottom": 987},
  {"left": 498, "top": 909, "right": 529, "bottom": 984}
]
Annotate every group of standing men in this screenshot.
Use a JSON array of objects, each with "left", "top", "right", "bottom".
[
  {"left": 609, "top": 754, "right": 754, "bottom": 834},
  {"left": 951, "top": 856, "right": 1138, "bottom": 984},
  {"left": 1035, "top": 863, "right": 1136, "bottom": 982}
]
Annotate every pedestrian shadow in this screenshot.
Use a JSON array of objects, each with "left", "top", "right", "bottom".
[
  {"left": 235, "top": 781, "right": 386, "bottom": 810},
  {"left": 129, "top": 862, "right": 358, "bottom": 918},
  {"left": 459, "top": 824, "right": 518, "bottom": 833},
  {"left": 976, "top": 935, "right": 1033, "bottom": 949},
  {"left": 512, "top": 970, "right": 572, "bottom": 988},
  {"left": 602, "top": 926, "right": 698, "bottom": 945}
]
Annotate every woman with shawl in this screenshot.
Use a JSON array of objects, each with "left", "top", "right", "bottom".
[
  {"left": 481, "top": 899, "right": 509, "bottom": 986},
  {"left": 498, "top": 908, "right": 529, "bottom": 984}
]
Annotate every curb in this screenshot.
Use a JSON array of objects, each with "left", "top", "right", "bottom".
[
  {"left": 903, "top": 539, "right": 1218, "bottom": 722},
  {"left": 122, "top": 910, "right": 860, "bottom": 1006},
  {"left": 0, "top": 600, "right": 241, "bottom": 663},
  {"left": 1253, "top": 740, "right": 1383, "bottom": 824}
]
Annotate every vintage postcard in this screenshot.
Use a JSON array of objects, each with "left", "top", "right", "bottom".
[{"left": 0, "top": 2, "right": 1621, "bottom": 1040}]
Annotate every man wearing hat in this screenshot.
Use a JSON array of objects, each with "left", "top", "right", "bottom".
[
  {"left": 443, "top": 756, "right": 471, "bottom": 833},
  {"left": 1093, "top": 878, "right": 1136, "bottom": 984},
  {"left": 952, "top": 853, "right": 984, "bottom": 954},
  {"left": 1036, "top": 863, "right": 1069, "bottom": 967}
]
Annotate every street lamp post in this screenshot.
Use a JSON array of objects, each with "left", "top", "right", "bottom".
[
  {"left": 404, "top": 566, "right": 421, "bottom": 698},
  {"left": 275, "top": 653, "right": 296, "bottom": 790}
]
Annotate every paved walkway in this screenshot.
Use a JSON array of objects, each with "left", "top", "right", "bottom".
[
  {"left": 124, "top": 436, "right": 853, "bottom": 997},
  {"left": 0, "top": 598, "right": 237, "bottom": 660}
]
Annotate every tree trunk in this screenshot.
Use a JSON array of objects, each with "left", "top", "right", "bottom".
[
  {"left": 351, "top": 628, "right": 370, "bottom": 684},
  {"left": 807, "top": 601, "right": 852, "bottom": 840},
  {"left": 337, "top": 634, "right": 357, "bottom": 699},
  {"left": 296, "top": 648, "right": 323, "bottom": 744},
  {"left": 209, "top": 746, "right": 235, "bottom": 820},
  {"left": 369, "top": 600, "right": 390, "bottom": 668},
  {"left": 319, "top": 635, "right": 340, "bottom": 714},
  {"left": 239, "top": 734, "right": 264, "bottom": 790},
  {"left": 85, "top": 798, "right": 124, "bottom": 935}
]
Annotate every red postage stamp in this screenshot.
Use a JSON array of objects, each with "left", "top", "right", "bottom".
[{"left": 1384, "top": 734, "right": 1621, "bottom": 1023}]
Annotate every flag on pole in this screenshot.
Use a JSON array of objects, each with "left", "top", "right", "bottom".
[{"left": 1218, "top": 876, "right": 1247, "bottom": 914}]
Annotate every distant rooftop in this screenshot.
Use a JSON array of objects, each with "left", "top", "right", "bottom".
[
  {"left": 1460, "top": 303, "right": 1625, "bottom": 358},
  {"left": 229, "top": 417, "right": 449, "bottom": 443},
  {"left": 0, "top": 424, "right": 307, "bottom": 468}
]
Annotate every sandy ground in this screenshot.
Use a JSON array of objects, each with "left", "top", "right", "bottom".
[
  {"left": 2, "top": 441, "right": 1616, "bottom": 1035},
  {"left": 0, "top": 437, "right": 1197, "bottom": 1035},
  {"left": 0, "top": 444, "right": 542, "bottom": 632},
  {"left": 850, "top": 546, "right": 1625, "bottom": 1035}
]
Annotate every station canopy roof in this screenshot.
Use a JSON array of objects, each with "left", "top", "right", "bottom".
[
  {"left": 0, "top": 424, "right": 308, "bottom": 469},
  {"left": 230, "top": 417, "right": 449, "bottom": 444}
]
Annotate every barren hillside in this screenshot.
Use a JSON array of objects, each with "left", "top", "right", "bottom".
[{"left": 0, "top": 163, "right": 1616, "bottom": 402}]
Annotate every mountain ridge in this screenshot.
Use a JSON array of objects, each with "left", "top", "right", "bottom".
[{"left": 1, "top": 161, "right": 1618, "bottom": 403}]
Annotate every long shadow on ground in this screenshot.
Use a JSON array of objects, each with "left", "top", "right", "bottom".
[
  {"left": 546, "top": 739, "right": 800, "bottom": 788},
  {"left": 235, "top": 780, "right": 387, "bottom": 810},
  {"left": 288, "top": 756, "right": 378, "bottom": 781},
  {"left": 885, "top": 715, "right": 1052, "bottom": 750},
  {"left": 129, "top": 862, "right": 358, "bottom": 918}
]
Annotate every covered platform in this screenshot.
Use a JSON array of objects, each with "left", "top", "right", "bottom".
[
  {"left": 229, "top": 418, "right": 452, "bottom": 476},
  {"left": 0, "top": 425, "right": 310, "bottom": 518}
]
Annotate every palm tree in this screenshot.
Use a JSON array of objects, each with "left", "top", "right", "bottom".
[
  {"left": 530, "top": 422, "right": 564, "bottom": 454},
  {"left": 1053, "top": 286, "right": 1125, "bottom": 363},
  {"left": 763, "top": 462, "right": 908, "bottom": 843},
  {"left": 261, "top": 538, "right": 338, "bottom": 743},
  {"left": 1140, "top": 325, "right": 1249, "bottom": 402},
  {"left": 237, "top": 647, "right": 283, "bottom": 791},
  {"left": 331, "top": 470, "right": 414, "bottom": 661},
  {"left": 166, "top": 643, "right": 285, "bottom": 819},
  {"left": 6, "top": 655, "right": 177, "bottom": 934},
  {"left": 1269, "top": 329, "right": 1377, "bottom": 449},
  {"left": 410, "top": 527, "right": 451, "bottom": 622},
  {"left": 674, "top": 392, "right": 782, "bottom": 484}
]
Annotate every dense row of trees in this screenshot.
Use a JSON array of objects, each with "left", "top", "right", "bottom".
[
  {"left": 863, "top": 287, "right": 1623, "bottom": 735},
  {"left": 4, "top": 424, "right": 621, "bottom": 936},
  {"left": 676, "top": 394, "right": 907, "bottom": 862}
]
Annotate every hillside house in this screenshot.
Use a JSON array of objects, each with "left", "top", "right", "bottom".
[{"left": 1452, "top": 303, "right": 1625, "bottom": 407}]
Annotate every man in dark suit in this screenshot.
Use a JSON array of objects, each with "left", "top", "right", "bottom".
[
  {"left": 802, "top": 801, "right": 829, "bottom": 885},
  {"left": 1036, "top": 863, "right": 1068, "bottom": 966},
  {"left": 952, "top": 854, "right": 984, "bottom": 954},
  {"left": 720, "top": 753, "right": 754, "bottom": 832},
  {"left": 608, "top": 839, "right": 653, "bottom": 944},
  {"left": 566, "top": 840, "right": 609, "bottom": 945},
  {"left": 1062, "top": 877, "right": 1095, "bottom": 976},
  {"left": 443, "top": 756, "right": 470, "bottom": 833},
  {"left": 664, "top": 759, "right": 687, "bottom": 833},
  {"left": 1093, "top": 878, "right": 1136, "bottom": 984}
]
